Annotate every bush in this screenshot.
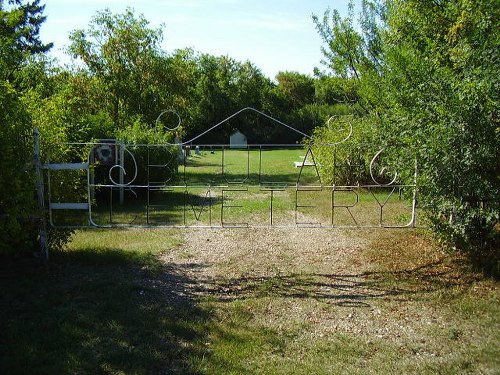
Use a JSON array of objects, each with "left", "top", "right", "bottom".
[
  {"left": 311, "top": 114, "right": 381, "bottom": 185},
  {"left": 0, "top": 82, "right": 38, "bottom": 254},
  {"left": 313, "top": 0, "right": 499, "bottom": 276}
]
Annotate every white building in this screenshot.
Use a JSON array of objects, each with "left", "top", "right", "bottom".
[{"left": 229, "top": 130, "right": 247, "bottom": 149}]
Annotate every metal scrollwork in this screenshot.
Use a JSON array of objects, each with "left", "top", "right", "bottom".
[
  {"left": 156, "top": 109, "right": 182, "bottom": 133},
  {"left": 326, "top": 115, "right": 353, "bottom": 145},
  {"left": 41, "top": 107, "right": 417, "bottom": 230},
  {"left": 369, "top": 148, "right": 398, "bottom": 186},
  {"left": 149, "top": 145, "right": 175, "bottom": 186},
  {"left": 108, "top": 146, "right": 138, "bottom": 187}
]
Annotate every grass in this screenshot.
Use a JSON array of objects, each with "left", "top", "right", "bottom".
[
  {"left": 0, "top": 230, "right": 195, "bottom": 374},
  {"left": 1, "top": 227, "right": 499, "bottom": 374},
  {"left": 179, "top": 147, "right": 320, "bottom": 186}
]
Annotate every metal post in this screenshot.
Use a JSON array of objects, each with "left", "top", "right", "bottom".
[
  {"left": 270, "top": 189, "right": 274, "bottom": 225},
  {"left": 33, "top": 128, "right": 49, "bottom": 260},
  {"left": 411, "top": 158, "right": 418, "bottom": 228},
  {"left": 119, "top": 142, "right": 125, "bottom": 204}
]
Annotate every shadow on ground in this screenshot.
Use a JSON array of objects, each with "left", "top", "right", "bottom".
[
  {"left": 0, "top": 248, "right": 217, "bottom": 374},
  {"left": 186, "top": 257, "right": 478, "bottom": 308}
]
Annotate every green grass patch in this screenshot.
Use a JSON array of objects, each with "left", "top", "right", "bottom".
[
  {"left": 0, "top": 229, "right": 208, "bottom": 374},
  {"left": 179, "top": 147, "right": 320, "bottom": 186}
]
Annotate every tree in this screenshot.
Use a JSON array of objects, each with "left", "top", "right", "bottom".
[
  {"left": 312, "top": 0, "right": 500, "bottom": 274},
  {"left": 68, "top": 8, "right": 166, "bottom": 130},
  {"left": 313, "top": 1, "right": 388, "bottom": 117},
  {"left": 160, "top": 48, "right": 200, "bottom": 130},
  {"left": 187, "top": 54, "right": 275, "bottom": 143},
  {"left": 189, "top": 54, "right": 237, "bottom": 142},
  {"left": 274, "top": 71, "right": 315, "bottom": 109},
  {"left": 382, "top": 0, "right": 499, "bottom": 272},
  {"left": 262, "top": 71, "right": 322, "bottom": 142},
  {"left": 0, "top": 81, "right": 35, "bottom": 253},
  {"left": 0, "top": 0, "right": 52, "bottom": 80}
]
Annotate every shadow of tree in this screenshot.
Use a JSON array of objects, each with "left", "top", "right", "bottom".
[
  {"left": 184, "top": 257, "right": 479, "bottom": 308},
  {"left": 0, "top": 249, "right": 218, "bottom": 374}
]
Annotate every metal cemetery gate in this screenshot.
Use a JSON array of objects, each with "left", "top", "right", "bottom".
[{"left": 35, "top": 108, "right": 417, "bottom": 233}]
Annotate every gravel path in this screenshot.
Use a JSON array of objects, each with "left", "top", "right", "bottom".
[
  {"left": 159, "top": 227, "right": 464, "bottom": 355},
  {"left": 162, "top": 227, "right": 370, "bottom": 278}
]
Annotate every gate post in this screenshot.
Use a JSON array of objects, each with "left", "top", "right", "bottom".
[
  {"left": 33, "top": 128, "right": 49, "bottom": 260},
  {"left": 119, "top": 141, "right": 125, "bottom": 205},
  {"left": 411, "top": 158, "right": 418, "bottom": 228}
]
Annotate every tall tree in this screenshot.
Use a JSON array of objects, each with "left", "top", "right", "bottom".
[
  {"left": 188, "top": 54, "right": 274, "bottom": 143},
  {"left": 382, "top": 0, "right": 499, "bottom": 268},
  {"left": 68, "top": 8, "right": 165, "bottom": 129},
  {"left": 0, "top": 0, "right": 52, "bottom": 79},
  {"left": 275, "top": 71, "right": 315, "bottom": 109}
]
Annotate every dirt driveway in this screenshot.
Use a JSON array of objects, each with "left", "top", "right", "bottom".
[
  {"left": 161, "top": 227, "right": 491, "bottom": 359},
  {"left": 55, "top": 224, "right": 494, "bottom": 373}
]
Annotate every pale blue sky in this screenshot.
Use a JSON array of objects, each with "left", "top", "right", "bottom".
[{"left": 39, "top": 0, "right": 354, "bottom": 79}]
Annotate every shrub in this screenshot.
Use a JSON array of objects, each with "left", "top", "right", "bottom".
[{"left": 0, "top": 82, "right": 38, "bottom": 254}]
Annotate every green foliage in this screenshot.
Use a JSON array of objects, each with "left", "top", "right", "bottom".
[
  {"left": 115, "top": 116, "right": 172, "bottom": 145},
  {"left": 312, "top": 0, "right": 499, "bottom": 274},
  {"left": 261, "top": 71, "right": 360, "bottom": 143},
  {"left": 314, "top": 75, "right": 359, "bottom": 106},
  {"left": 114, "top": 117, "right": 179, "bottom": 189},
  {"left": 0, "top": 1, "right": 64, "bottom": 255},
  {"left": 378, "top": 0, "right": 500, "bottom": 274},
  {"left": 312, "top": 114, "right": 379, "bottom": 185},
  {"left": 0, "top": 0, "right": 52, "bottom": 79},
  {"left": 186, "top": 54, "right": 275, "bottom": 143},
  {"left": 313, "top": 3, "right": 364, "bottom": 79},
  {"left": 274, "top": 71, "right": 315, "bottom": 109},
  {"left": 68, "top": 8, "right": 167, "bottom": 129},
  {"left": 0, "top": 81, "right": 36, "bottom": 253}
]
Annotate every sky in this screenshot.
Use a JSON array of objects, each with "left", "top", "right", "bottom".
[{"left": 39, "top": 0, "right": 354, "bottom": 79}]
